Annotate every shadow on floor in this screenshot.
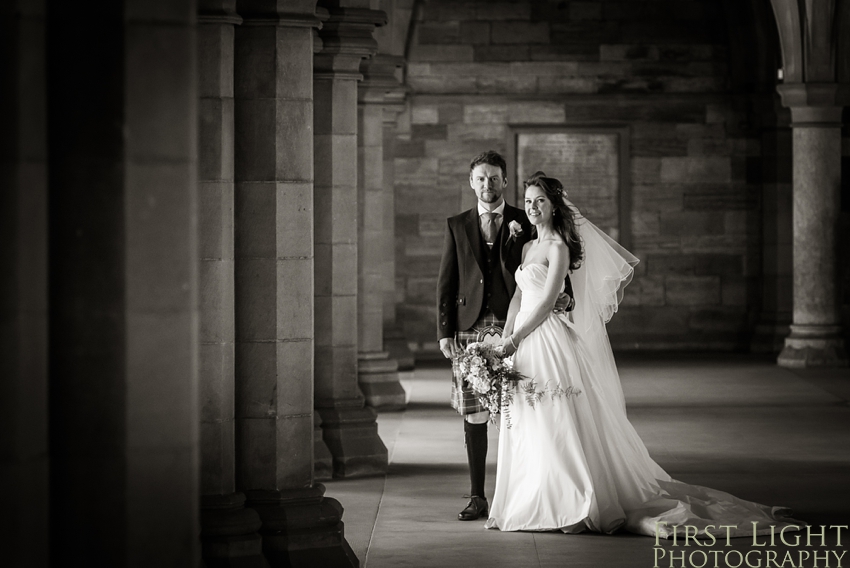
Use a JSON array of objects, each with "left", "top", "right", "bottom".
[{"left": 325, "top": 353, "right": 850, "bottom": 568}]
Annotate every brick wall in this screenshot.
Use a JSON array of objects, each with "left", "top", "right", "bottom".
[{"left": 394, "top": 0, "right": 765, "bottom": 353}]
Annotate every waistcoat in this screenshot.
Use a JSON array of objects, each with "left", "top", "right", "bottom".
[{"left": 480, "top": 224, "right": 511, "bottom": 320}]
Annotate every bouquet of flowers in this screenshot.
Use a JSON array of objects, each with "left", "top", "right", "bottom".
[
  {"left": 456, "top": 342, "right": 584, "bottom": 428},
  {"left": 455, "top": 342, "right": 526, "bottom": 427}
]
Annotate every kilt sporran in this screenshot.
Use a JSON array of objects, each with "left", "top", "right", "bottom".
[{"left": 450, "top": 310, "right": 506, "bottom": 415}]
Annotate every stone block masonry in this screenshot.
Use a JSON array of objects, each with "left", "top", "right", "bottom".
[{"left": 396, "top": 0, "right": 763, "bottom": 353}]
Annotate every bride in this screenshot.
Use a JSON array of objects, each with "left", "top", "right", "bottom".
[{"left": 484, "top": 172, "right": 801, "bottom": 537}]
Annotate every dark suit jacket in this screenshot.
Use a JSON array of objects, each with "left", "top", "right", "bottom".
[{"left": 436, "top": 203, "right": 532, "bottom": 340}]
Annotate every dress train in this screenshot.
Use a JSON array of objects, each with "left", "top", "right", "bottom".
[{"left": 484, "top": 263, "right": 801, "bottom": 538}]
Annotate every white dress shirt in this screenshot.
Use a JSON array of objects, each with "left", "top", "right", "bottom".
[{"left": 478, "top": 200, "right": 505, "bottom": 245}]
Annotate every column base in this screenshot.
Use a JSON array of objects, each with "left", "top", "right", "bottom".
[
  {"left": 384, "top": 326, "right": 415, "bottom": 370},
  {"left": 358, "top": 351, "right": 406, "bottom": 410},
  {"left": 777, "top": 324, "right": 849, "bottom": 368},
  {"left": 750, "top": 321, "right": 791, "bottom": 354},
  {"left": 246, "top": 486, "right": 358, "bottom": 568},
  {"left": 316, "top": 403, "right": 388, "bottom": 478},
  {"left": 314, "top": 413, "right": 334, "bottom": 481},
  {"left": 201, "top": 493, "right": 269, "bottom": 568}
]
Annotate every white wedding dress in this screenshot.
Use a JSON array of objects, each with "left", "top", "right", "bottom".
[{"left": 484, "top": 221, "right": 801, "bottom": 538}]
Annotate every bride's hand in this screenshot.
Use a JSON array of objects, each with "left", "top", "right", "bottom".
[{"left": 500, "top": 335, "right": 517, "bottom": 356}]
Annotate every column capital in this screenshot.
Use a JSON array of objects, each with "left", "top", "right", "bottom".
[
  {"left": 359, "top": 54, "right": 407, "bottom": 106},
  {"left": 776, "top": 82, "right": 849, "bottom": 126},
  {"left": 312, "top": 6, "right": 330, "bottom": 54},
  {"left": 199, "top": 0, "right": 242, "bottom": 23},
  {"left": 382, "top": 103, "right": 406, "bottom": 125},
  {"left": 237, "top": 0, "right": 322, "bottom": 28},
  {"left": 314, "top": 8, "right": 387, "bottom": 78}
]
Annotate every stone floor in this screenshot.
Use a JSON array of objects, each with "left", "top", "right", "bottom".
[{"left": 324, "top": 353, "right": 850, "bottom": 568}]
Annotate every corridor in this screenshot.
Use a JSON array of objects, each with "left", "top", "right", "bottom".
[{"left": 326, "top": 354, "right": 850, "bottom": 568}]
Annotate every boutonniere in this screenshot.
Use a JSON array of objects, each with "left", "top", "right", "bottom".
[{"left": 508, "top": 220, "right": 523, "bottom": 241}]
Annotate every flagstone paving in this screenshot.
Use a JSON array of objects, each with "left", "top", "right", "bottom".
[{"left": 325, "top": 354, "right": 850, "bottom": 568}]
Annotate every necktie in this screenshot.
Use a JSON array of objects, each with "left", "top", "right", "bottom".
[{"left": 482, "top": 212, "right": 498, "bottom": 245}]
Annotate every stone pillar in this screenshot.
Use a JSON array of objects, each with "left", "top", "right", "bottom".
[
  {"left": 314, "top": 5, "right": 389, "bottom": 477},
  {"left": 381, "top": 106, "right": 399, "bottom": 329},
  {"left": 380, "top": 90, "right": 416, "bottom": 372},
  {"left": 233, "top": 2, "right": 356, "bottom": 565},
  {"left": 751, "top": 100, "right": 793, "bottom": 353},
  {"left": 312, "top": 10, "right": 335, "bottom": 483},
  {"left": 46, "top": 1, "right": 200, "bottom": 565},
  {"left": 369, "top": 0, "right": 415, "bottom": 372},
  {"left": 198, "top": 3, "right": 268, "bottom": 566},
  {"left": 776, "top": 83, "right": 848, "bottom": 367},
  {"left": 357, "top": 54, "right": 407, "bottom": 410},
  {"left": 0, "top": 2, "right": 49, "bottom": 566}
]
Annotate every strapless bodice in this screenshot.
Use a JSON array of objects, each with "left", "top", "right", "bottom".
[{"left": 515, "top": 263, "right": 563, "bottom": 312}]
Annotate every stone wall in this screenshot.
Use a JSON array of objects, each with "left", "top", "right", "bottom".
[{"left": 394, "top": 0, "right": 767, "bottom": 353}]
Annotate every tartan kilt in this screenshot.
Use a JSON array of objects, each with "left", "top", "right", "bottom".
[{"left": 450, "top": 310, "right": 506, "bottom": 415}]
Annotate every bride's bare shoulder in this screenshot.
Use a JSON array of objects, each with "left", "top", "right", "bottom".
[
  {"left": 546, "top": 240, "right": 571, "bottom": 265},
  {"left": 546, "top": 239, "right": 568, "bottom": 254}
]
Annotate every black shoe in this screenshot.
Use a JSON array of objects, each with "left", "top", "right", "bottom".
[{"left": 458, "top": 495, "right": 489, "bottom": 521}]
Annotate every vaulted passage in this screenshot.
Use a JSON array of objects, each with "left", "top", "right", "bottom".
[{"left": 1, "top": 0, "right": 848, "bottom": 565}]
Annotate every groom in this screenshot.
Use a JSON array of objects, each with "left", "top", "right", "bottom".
[{"left": 436, "top": 150, "right": 573, "bottom": 521}]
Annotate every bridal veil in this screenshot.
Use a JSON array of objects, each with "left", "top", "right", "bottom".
[
  {"left": 562, "top": 202, "right": 638, "bottom": 415},
  {"left": 554, "top": 201, "right": 803, "bottom": 538}
]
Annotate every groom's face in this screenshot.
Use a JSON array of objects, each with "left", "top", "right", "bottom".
[{"left": 470, "top": 163, "right": 507, "bottom": 205}]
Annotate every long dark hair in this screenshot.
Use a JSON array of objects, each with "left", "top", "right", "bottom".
[{"left": 523, "top": 171, "right": 583, "bottom": 271}]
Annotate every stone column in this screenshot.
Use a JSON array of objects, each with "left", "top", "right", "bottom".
[
  {"left": 233, "top": 2, "right": 356, "bottom": 565},
  {"left": 751, "top": 99, "right": 793, "bottom": 353},
  {"left": 314, "top": 5, "right": 389, "bottom": 477},
  {"left": 46, "top": 1, "right": 200, "bottom": 564},
  {"left": 311, "top": 9, "right": 335, "bottom": 482},
  {"left": 198, "top": 3, "right": 267, "bottom": 566},
  {"left": 370, "top": 0, "right": 415, "bottom": 372},
  {"left": 776, "top": 83, "right": 848, "bottom": 367},
  {"left": 0, "top": 2, "right": 48, "bottom": 566},
  {"left": 357, "top": 54, "right": 407, "bottom": 410},
  {"left": 380, "top": 90, "right": 417, "bottom": 371}
]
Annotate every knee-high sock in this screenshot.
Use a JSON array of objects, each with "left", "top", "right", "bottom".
[{"left": 464, "top": 420, "right": 488, "bottom": 498}]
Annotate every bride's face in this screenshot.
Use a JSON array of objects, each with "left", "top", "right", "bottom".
[{"left": 524, "top": 185, "right": 553, "bottom": 227}]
